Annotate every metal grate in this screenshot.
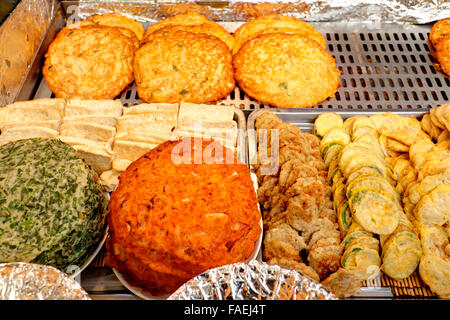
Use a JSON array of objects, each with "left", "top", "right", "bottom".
[{"left": 33, "top": 22, "right": 450, "bottom": 111}]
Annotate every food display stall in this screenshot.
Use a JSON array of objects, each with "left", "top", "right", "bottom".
[{"left": 0, "top": 0, "right": 449, "bottom": 300}]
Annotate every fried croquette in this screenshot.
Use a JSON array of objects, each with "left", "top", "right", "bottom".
[
  {"left": 142, "top": 23, "right": 235, "bottom": 51},
  {"left": 106, "top": 138, "right": 261, "bottom": 295},
  {"left": 43, "top": 25, "right": 136, "bottom": 99},
  {"left": 233, "top": 14, "right": 319, "bottom": 54},
  {"left": 430, "top": 19, "right": 450, "bottom": 76},
  {"left": 68, "top": 13, "right": 144, "bottom": 42},
  {"left": 134, "top": 30, "right": 235, "bottom": 104},
  {"left": 233, "top": 33, "right": 340, "bottom": 108}
]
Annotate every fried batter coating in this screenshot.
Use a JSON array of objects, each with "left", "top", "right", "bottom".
[
  {"left": 233, "top": 14, "right": 322, "bottom": 54},
  {"left": 267, "top": 258, "right": 320, "bottom": 282},
  {"left": 143, "top": 13, "right": 219, "bottom": 37},
  {"left": 263, "top": 223, "right": 307, "bottom": 261},
  {"left": 134, "top": 30, "right": 235, "bottom": 104},
  {"left": 68, "top": 13, "right": 144, "bottom": 42},
  {"left": 233, "top": 33, "right": 340, "bottom": 108},
  {"left": 142, "top": 24, "right": 235, "bottom": 51},
  {"left": 43, "top": 25, "right": 136, "bottom": 99},
  {"left": 255, "top": 112, "right": 283, "bottom": 130},
  {"left": 430, "top": 19, "right": 450, "bottom": 76},
  {"left": 106, "top": 139, "right": 261, "bottom": 295},
  {"left": 321, "top": 268, "right": 363, "bottom": 298},
  {"left": 307, "top": 246, "right": 341, "bottom": 280}
]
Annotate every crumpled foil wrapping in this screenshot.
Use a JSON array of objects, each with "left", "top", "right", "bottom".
[
  {"left": 70, "top": 0, "right": 450, "bottom": 24},
  {"left": 168, "top": 261, "right": 336, "bottom": 300},
  {"left": 0, "top": 263, "right": 90, "bottom": 300},
  {"left": 0, "top": 0, "right": 56, "bottom": 107}
]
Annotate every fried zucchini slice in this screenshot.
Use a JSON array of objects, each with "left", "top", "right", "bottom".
[
  {"left": 333, "top": 182, "right": 347, "bottom": 211},
  {"left": 313, "top": 112, "right": 343, "bottom": 139},
  {"left": 338, "top": 143, "right": 386, "bottom": 178},
  {"left": 341, "top": 230, "right": 373, "bottom": 251},
  {"left": 323, "top": 143, "right": 344, "bottom": 166},
  {"left": 346, "top": 175, "right": 401, "bottom": 203},
  {"left": 327, "top": 159, "right": 339, "bottom": 185},
  {"left": 346, "top": 165, "right": 385, "bottom": 185},
  {"left": 350, "top": 116, "right": 375, "bottom": 136},
  {"left": 346, "top": 235, "right": 380, "bottom": 252},
  {"left": 381, "top": 232, "right": 422, "bottom": 280},
  {"left": 341, "top": 245, "right": 381, "bottom": 280},
  {"left": 337, "top": 201, "right": 352, "bottom": 237},
  {"left": 320, "top": 128, "right": 350, "bottom": 154},
  {"left": 349, "top": 189, "right": 400, "bottom": 235}
]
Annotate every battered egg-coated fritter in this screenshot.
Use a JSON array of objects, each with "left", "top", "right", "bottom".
[
  {"left": 134, "top": 29, "right": 235, "bottom": 104},
  {"left": 430, "top": 19, "right": 450, "bottom": 76},
  {"left": 142, "top": 23, "right": 235, "bottom": 51},
  {"left": 68, "top": 13, "right": 144, "bottom": 42},
  {"left": 43, "top": 25, "right": 136, "bottom": 99},
  {"left": 233, "top": 33, "right": 340, "bottom": 108},
  {"left": 233, "top": 14, "right": 325, "bottom": 54},
  {"left": 143, "top": 12, "right": 219, "bottom": 36}
]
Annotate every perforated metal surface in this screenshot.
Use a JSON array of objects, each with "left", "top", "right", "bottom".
[
  {"left": 228, "top": 21, "right": 450, "bottom": 110},
  {"left": 33, "top": 21, "right": 449, "bottom": 111}
]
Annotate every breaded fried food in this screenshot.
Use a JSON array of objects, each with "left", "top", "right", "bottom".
[
  {"left": 233, "top": 14, "right": 323, "bottom": 54},
  {"left": 142, "top": 24, "right": 235, "bottom": 51},
  {"left": 106, "top": 138, "right": 261, "bottom": 295},
  {"left": 430, "top": 19, "right": 450, "bottom": 76},
  {"left": 144, "top": 13, "right": 218, "bottom": 35},
  {"left": 43, "top": 25, "right": 136, "bottom": 99},
  {"left": 134, "top": 30, "right": 235, "bottom": 103},
  {"left": 233, "top": 33, "right": 340, "bottom": 108},
  {"left": 68, "top": 13, "right": 144, "bottom": 42},
  {"left": 321, "top": 268, "right": 362, "bottom": 298}
]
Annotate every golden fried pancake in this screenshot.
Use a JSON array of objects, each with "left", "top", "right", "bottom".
[
  {"left": 43, "top": 25, "right": 136, "bottom": 99},
  {"left": 134, "top": 30, "right": 235, "bottom": 104},
  {"left": 233, "top": 14, "right": 319, "bottom": 54},
  {"left": 236, "top": 26, "right": 326, "bottom": 54},
  {"left": 430, "top": 19, "right": 450, "bottom": 48},
  {"left": 430, "top": 19, "right": 450, "bottom": 76},
  {"left": 233, "top": 33, "right": 340, "bottom": 108},
  {"left": 69, "top": 13, "right": 144, "bottom": 42},
  {"left": 143, "top": 13, "right": 219, "bottom": 38},
  {"left": 142, "top": 24, "right": 235, "bottom": 51}
]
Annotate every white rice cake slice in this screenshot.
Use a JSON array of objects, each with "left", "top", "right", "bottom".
[
  {"left": 116, "top": 118, "right": 176, "bottom": 136},
  {"left": 174, "top": 122, "right": 238, "bottom": 147},
  {"left": 100, "top": 170, "right": 121, "bottom": 192},
  {"left": 60, "top": 122, "right": 116, "bottom": 143},
  {"left": 58, "top": 136, "right": 113, "bottom": 173},
  {"left": 114, "top": 131, "right": 174, "bottom": 144},
  {"left": 0, "top": 120, "right": 61, "bottom": 132},
  {"left": 112, "top": 158, "right": 133, "bottom": 172},
  {"left": 0, "top": 98, "right": 65, "bottom": 122},
  {"left": 113, "top": 139, "right": 158, "bottom": 161},
  {"left": 65, "top": 99, "right": 123, "bottom": 117},
  {"left": 178, "top": 102, "right": 235, "bottom": 123},
  {"left": 62, "top": 115, "right": 118, "bottom": 127},
  {"left": 0, "top": 126, "right": 59, "bottom": 145},
  {"left": 123, "top": 103, "right": 178, "bottom": 116},
  {"left": 172, "top": 130, "right": 236, "bottom": 151}
]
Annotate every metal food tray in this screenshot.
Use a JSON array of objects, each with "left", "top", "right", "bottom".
[
  {"left": 247, "top": 108, "right": 437, "bottom": 299},
  {"left": 9, "top": 2, "right": 448, "bottom": 300},
  {"left": 29, "top": 20, "right": 450, "bottom": 113}
]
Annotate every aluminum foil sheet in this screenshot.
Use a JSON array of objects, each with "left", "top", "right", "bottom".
[
  {"left": 69, "top": 0, "right": 450, "bottom": 24},
  {"left": 168, "top": 261, "right": 336, "bottom": 300},
  {"left": 0, "top": 263, "right": 90, "bottom": 300},
  {"left": 0, "top": 0, "right": 57, "bottom": 107}
]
